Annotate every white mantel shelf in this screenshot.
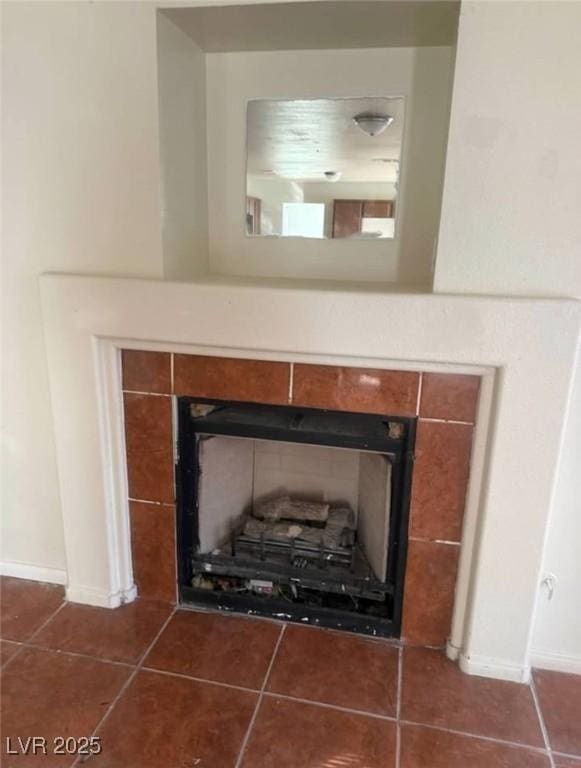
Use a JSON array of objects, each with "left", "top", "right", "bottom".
[{"left": 40, "top": 273, "right": 581, "bottom": 683}]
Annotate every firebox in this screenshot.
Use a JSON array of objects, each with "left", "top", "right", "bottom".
[{"left": 175, "top": 398, "right": 415, "bottom": 637}]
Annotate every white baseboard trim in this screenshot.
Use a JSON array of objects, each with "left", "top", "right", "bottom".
[
  {"left": 446, "top": 639, "right": 460, "bottom": 662},
  {"left": 459, "top": 652, "right": 531, "bottom": 683},
  {"left": 65, "top": 583, "right": 137, "bottom": 608},
  {"left": 530, "top": 648, "right": 581, "bottom": 675},
  {"left": 0, "top": 561, "right": 67, "bottom": 586}
]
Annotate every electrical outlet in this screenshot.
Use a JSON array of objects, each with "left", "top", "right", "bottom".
[{"left": 540, "top": 572, "right": 558, "bottom": 601}]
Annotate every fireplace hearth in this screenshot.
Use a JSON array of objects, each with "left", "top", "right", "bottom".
[{"left": 176, "top": 399, "right": 415, "bottom": 637}]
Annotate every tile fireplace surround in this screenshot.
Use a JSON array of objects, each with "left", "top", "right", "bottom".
[
  {"left": 122, "top": 351, "right": 479, "bottom": 648},
  {"left": 39, "top": 275, "right": 581, "bottom": 683}
]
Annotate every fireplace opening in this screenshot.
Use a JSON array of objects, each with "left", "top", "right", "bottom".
[{"left": 176, "top": 399, "right": 415, "bottom": 637}]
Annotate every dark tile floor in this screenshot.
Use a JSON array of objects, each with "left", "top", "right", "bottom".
[{"left": 1, "top": 576, "right": 580, "bottom": 768}]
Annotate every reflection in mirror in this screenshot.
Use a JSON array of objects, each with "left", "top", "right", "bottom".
[{"left": 246, "top": 97, "right": 403, "bottom": 240}]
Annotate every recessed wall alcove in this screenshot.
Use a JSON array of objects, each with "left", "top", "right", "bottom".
[{"left": 157, "top": 1, "right": 459, "bottom": 288}]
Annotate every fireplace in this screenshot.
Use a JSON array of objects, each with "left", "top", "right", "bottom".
[
  {"left": 40, "top": 275, "right": 581, "bottom": 681},
  {"left": 175, "top": 399, "right": 415, "bottom": 637}
]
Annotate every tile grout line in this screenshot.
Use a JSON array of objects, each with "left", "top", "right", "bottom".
[
  {"left": 0, "top": 639, "right": 28, "bottom": 672},
  {"left": 19, "top": 642, "right": 136, "bottom": 670},
  {"left": 170, "top": 352, "right": 174, "bottom": 394},
  {"left": 553, "top": 750, "right": 581, "bottom": 761},
  {"left": 1, "top": 595, "right": 67, "bottom": 671},
  {"left": 234, "top": 624, "right": 287, "bottom": 768},
  {"left": 395, "top": 645, "right": 403, "bottom": 768},
  {"left": 400, "top": 718, "right": 552, "bottom": 756},
  {"left": 24, "top": 598, "right": 67, "bottom": 644},
  {"left": 261, "top": 691, "right": 398, "bottom": 722},
  {"left": 141, "top": 665, "right": 260, "bottom": 696},
  {"left": 288, "top": 362, "right": 294, "bottom": 404},
  {"left": 128, "top": 497, "right": 174, "bottom": 506},
  {"left": 415, "top": 373, "right": 423, "bottom": 416},
  {"left": 70, "top": 606, "right": 177, "bottom": 768},
  {"left": 530, "top": 673, "right": 556, "bottom": 768},
  {"left": 419, "top": 416, "right": 474, "bottom": 426},
  {"left": 122, "top": 389, "right": 172, "bottom": 398},
  {"left": 408, "top": 536, "right": 461, "bottom": 547}
]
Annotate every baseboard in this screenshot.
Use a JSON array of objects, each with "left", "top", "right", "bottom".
[
  {"left": 66, "top": 583, "right": 137, "bottom": 608},
  {"left": 530, "top": 648, "right": 581, "bottom": 675},
  {"left": 0, "top": 560, "right": 67, "bottom": 586},
  {"left": 459, "top": 652, "right": 531, "bottom": 683},
  {"left": 446, "top": 639, "right": 460, "bottom": 662}
]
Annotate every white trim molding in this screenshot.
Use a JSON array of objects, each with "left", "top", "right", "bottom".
[
  {"left": 65, "top": 583, "right": 138, "bottom": 609},
  {"left": 39, "top": 273, "right": 581, "bottom": 681},
  {"left": 0, "top": 561, "right": 68, "bottom": 586},
  {"left": 530, "top": 648, "right": 581, "bottom": 676},
  {"left": 459, "top": 651, "right": 531, "bottom": 684},
  {"left": 449, "top": 637, "right": 533, "bottom": 683}
]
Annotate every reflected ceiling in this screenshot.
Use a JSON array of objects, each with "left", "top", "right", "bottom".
[{"left": 247, "top": 98, "right": 403, "bottom": 182}]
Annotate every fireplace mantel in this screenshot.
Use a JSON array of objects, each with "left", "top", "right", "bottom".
[{"left": 39, "top": 273, "right": 581, "bottom": 683}]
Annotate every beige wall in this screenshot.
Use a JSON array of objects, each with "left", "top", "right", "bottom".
[
  {"left": 434, "top": 0, "right": 581, "bottom": 670},
  {"left": 1, "top": 2, "right": 164, "bottom": 575},
  {"left": 157, "top": 12, "right": 209, "bottom": 279},
  {"left": 435, "top": 2, "right": 581, "bottom": 299}
]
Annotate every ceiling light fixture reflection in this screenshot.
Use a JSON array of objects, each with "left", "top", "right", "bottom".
[{"left": 353, "top": 112, "right": 394, "bottom": 137}]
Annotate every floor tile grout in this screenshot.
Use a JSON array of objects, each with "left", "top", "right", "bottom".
[
  {"left": 553, "top": 750, "right": 581, "bottom": 760},
  {"left": 262, "top": 691, "right": 398, "bottom": 722},
  {"left": 530, "top": 673, "right": 556, "bottom": 768},
  {"left": 400, "top": 718, "right": 552, "bottom": 755},
  {"left": 70, "top": 606, "right": 177, "bottom": 768},
  {"left": 0, "top": 598, "right": 68, "bottom": 671},
  {"left": 0, "top": 639, "right": 28, "bottom": 672},
  {"left": 13, "top": 640, "right": 137, "bottom": 670},
  {"left": 234, "top": 624, "right": 287, "bottom": 768},
  {"left": 141, "top": 665, "right": 260, "bottom": 695},
  {"left": 26, "top": 597, "right": 67, "bottom": 643}
]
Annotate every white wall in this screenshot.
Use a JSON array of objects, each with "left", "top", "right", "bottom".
[
  {"left": 206, "top": 47, "right": 454, "bottom": 285},
  {"left": 434, "top": 2, "right": 581, "bottom": 298},
  {"left": 531, "top": 348, "right": 581, "bottom": 672},
  {"left": 198, "top": 436, "right": 254, "bottom": 552},
  {"left": 358, "top": 453, "right": 391, "bottom": 582},
  {"left": 157, "top": 12, "right": 209, "bottom": 279},
  {"left": 1, "top": 2, "right": 164, "bottom": 578},
  {"left": 253, "top": 441, "right": 360, "bottom": 510},
  {"left": 433, "top": 0, "right": 581, "bottom": 671}
]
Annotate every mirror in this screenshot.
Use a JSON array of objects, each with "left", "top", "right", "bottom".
[{"left": 246, "top": 97, "right": 403, "bottom": 240}]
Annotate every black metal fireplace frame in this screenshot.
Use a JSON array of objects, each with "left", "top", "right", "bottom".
[{"left": 175, "top": 397, "right": 415, "bottom": 638}]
